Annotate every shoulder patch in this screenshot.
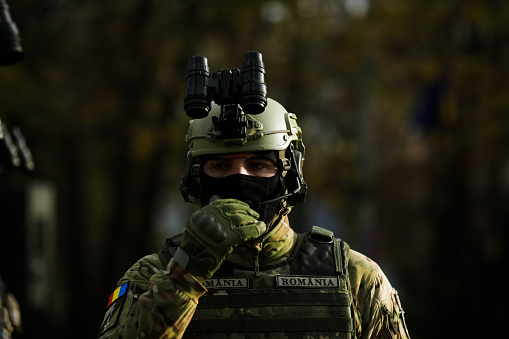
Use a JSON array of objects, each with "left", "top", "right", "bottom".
[
  {"left": 106, "top": 282, "right": 128, "bottom": 308},
  {"left": 98, "top": 282, "right": 129, "bottom": 336}
]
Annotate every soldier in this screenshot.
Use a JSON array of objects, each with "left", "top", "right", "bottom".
[{"left": 96, "top": 96, "right": 410, "bottom": 339}]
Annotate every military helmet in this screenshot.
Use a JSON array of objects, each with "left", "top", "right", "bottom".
[
  {"left": 186, "top": 98, "right": 303, "bottom": 156},
  {"left": 180, "top": 98, "right": 307, "bottom": 207}
]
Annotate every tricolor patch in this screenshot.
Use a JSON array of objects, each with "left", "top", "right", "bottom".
[
  {"left": 98, "top": 282, "right": 130, "bottom": 336},
  {"left": 107, "top": 282, "right": 128, "bottom": 308}
]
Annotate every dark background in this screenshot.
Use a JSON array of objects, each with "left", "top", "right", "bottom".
[{"left": 1, "top": 1, "right": 507, "bottom": 338}]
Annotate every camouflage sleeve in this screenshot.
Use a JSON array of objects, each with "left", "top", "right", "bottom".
[
  {"left": 97, "top": 253, "right": 207, "bottom": 339},
  {"left": 348, "top": 249, "right": 411, "bottom": 339},
  {"left": 0, "top": 292, "right": 23, "bottom": 337}
]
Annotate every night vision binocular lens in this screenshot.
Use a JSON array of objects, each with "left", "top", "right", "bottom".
[
  {"left": 184, "top": 56, "right": 211, "bottom": 119},
  {"left": 241, "top": 51, "right": 267, "bottom": 115}
]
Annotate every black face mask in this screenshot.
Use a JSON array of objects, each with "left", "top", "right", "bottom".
[{"left": 200, "top": 173, "right": 284, "bottom": 225}]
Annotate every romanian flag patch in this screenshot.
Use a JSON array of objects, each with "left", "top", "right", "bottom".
[
  {"left": 98, "top": 282, "right": 130, "bottom": 336},
  {"left": 107, "top": 282, "right": 128, "bottom": 308}
]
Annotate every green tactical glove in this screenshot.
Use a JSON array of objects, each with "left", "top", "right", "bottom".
[{"left": 174, "top": 196, "right": 266, "bottom": 283}]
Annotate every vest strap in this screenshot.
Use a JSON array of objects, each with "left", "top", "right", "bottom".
[
  {"left": 334, "top": 238, "right": 349, "bottom": 277},
  {"left": 309, "top": 225, "right": 334, "bottom": 243}
]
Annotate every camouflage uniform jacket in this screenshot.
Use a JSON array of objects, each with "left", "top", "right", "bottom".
[{"left": 97, "top": 218, "right": 410, "bottom": 339}]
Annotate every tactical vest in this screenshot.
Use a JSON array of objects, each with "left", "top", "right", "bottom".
[{"left": 159, "top": 226, "right": 354, "bottom": 339}]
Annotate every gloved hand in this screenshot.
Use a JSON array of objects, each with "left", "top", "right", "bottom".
[{"left": 174, "top": 196, "right": 266, "bottom": 283}]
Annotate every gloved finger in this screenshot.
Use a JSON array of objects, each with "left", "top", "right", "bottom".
[
  {"left": 224, "top": 208, "right": 260, "bottom": 219},
  {"left": 212, "top": 200, "right": 259, "bottom": 216},
  {"left": 227, "top": 213, "right": 260, "bottom": 226},
  {"left": 234, "top": 221, "right": 267, "bottom": 240},
  {"left": 210, "top": 198, "right": 250, "bottom": 209}
]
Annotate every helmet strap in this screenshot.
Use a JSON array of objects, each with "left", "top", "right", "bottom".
[{"left": 277, "top": 149, "right": 291, "bottom": 178}]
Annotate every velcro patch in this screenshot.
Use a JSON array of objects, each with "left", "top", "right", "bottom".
[
  {"left": 107, "top": 282, "right": 128, "bottom": 308},
  {"left": 98, "top": 282, "right": 129, "bottom": 336},
  {"left": 276, "top": 275, "right": 339, "bottom": 288},
  {"left": 203, "top": 277, "right": 249, "bottom": 290}
]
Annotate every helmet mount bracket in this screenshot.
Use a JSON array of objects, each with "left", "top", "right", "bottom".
[{"left": 211, "top": 104, "right": 248, "bottom": 143}]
